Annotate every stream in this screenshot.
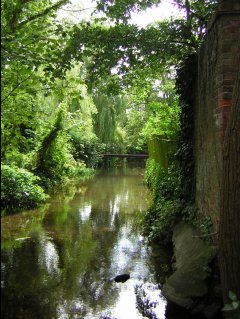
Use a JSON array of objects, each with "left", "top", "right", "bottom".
[{"left": 1, "top": 164, "right": 172, "bottom": 319}]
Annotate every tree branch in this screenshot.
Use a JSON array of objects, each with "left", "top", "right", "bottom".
[
  {"left": 1, "top": 73, "right": 33, "bottom": 103},
  {"left": 12, "top": 0, "right": 69, "bottom": 32},
  {"left": 59, "top": 6, "right": 96, "bottom": 13},
  {"left": 9, "top": 85, "right": 79, "bottom": 97}
]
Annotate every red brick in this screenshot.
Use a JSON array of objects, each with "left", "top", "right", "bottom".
[
  {"left": 218, "top": 99, "right": 232, "bottom": 108},
  {"left": 228, "top": 25, "right": 239, "bottom": 33}
]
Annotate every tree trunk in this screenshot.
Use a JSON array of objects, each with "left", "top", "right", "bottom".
[{"left": 218, "top": 57, "right": 240, "bottom": 303}]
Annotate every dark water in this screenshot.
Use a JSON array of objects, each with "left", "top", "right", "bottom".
[{"left": 1, "top": 166, "right": 172, "bottom": 319}]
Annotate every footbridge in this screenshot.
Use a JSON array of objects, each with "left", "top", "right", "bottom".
[{"left": 103, "top": 153, "right": 148, "bottom": 159}]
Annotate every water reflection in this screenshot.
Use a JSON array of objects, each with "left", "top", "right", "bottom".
[
  {"left": 38, "top": 235, "right": 60, "bottom": 276},
  {"left": 79, "top": 204, "right": 92, "bottom": 221},
  {"left": 1, "top": 166, "right": 169, "bottom": 319}
]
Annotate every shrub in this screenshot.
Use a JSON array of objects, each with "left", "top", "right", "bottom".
[
  {"left": 144, "top": 159, "right": 180, "bottom": 200},
  {"left": 1, "top": 164, "right": 49, "bottom": 214},
  {"left": 143, "top": 159, "right": 181, "bottom": 243},
  {"left": 144, "top": 159, "right": 163, "bottom": 198},
  {"left": 70, "top": 161, "right": 95, "bottom": 179},
  {"left": 69, "top": 131, "right": 105, "bottom": 168},
  {"left": 143, "top": 199, "right": 180, "bottom": 243},
  {"left": 34, "top": 131, "right": 82, "bottom": 189}
]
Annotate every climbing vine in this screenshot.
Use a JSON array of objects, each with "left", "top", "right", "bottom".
[
  {"left": 175, "top": 53, "right": 197, "bottom": 205},
  {"left": 175, "top": 53, "right": 214, "bottom": 235}
]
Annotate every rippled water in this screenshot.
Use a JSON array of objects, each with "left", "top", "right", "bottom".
[{"left": 1, "top": 165, "right": 170, "bottom": 319}]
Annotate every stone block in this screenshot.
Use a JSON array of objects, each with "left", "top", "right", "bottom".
[{"left": 162, "top": 223, "right": 216, "bottom": 310}]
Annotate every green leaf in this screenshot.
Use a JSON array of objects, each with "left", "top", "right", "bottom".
[
  {"left": 229, "top": 291, "right": 238, "bottom": 301},
  {"left": 232, "top": 301, "right": 240, "bottom": 310},
  {"left": 222, "top": 304, "right": 234, "bottom": 312}
]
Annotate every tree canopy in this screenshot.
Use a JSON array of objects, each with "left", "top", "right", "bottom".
[
  {"left": 1, "top": 0, "right": 218, "bottom": 206},
  {"left": 3, "top": 0, "right": 239, "bottom": 313}
]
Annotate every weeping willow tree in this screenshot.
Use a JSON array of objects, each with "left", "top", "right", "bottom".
[{"left": 92, "top": 94, "right": 128, "bottom": 149}]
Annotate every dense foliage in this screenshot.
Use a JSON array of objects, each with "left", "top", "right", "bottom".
[
  {"left": 2, "top": 0, "right": 239, "bottom": 310},
  {"left": 1, "top": 164, "right": 49, "bottom": 214},
  {"left": 1, "top": 0, "right": 218, "bottom": 216},
  {"left": 1, "top": 1, "right": 95, "bottom": 213}
]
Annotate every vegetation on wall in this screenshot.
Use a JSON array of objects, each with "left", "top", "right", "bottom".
[
  {"left": 2, "top": 0, "right": 239, "bottom": 313},
  {"left": 143, "top": 160, "right": 181, "bottom": 243},
  {"left": 1, "top": 0, "right": 219, "bottom": 214}
]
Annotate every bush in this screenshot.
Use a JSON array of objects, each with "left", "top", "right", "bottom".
[
  {"left": 1, "top": 164, "right": 49, "bottom": 214},
  {"left": 69, "top": 132, "right": 105, "bottom": 168},
  {"left": 34, "top": 131, "right": 82, "bottom": 189},
  {"left": 143, "top": 159, "right": 181, "bottom": 243},
  {"left": 144, "top": 159, "right": 166, "bottom": 199},
  {"left": 144, "top": 159, "right": 180, "bottom": 200},
  {"left": 70, "top": 161, "right": 95, "bottom": 179},
  {"left": 143, "top": 199, "right": 180, "bottom": 243}
]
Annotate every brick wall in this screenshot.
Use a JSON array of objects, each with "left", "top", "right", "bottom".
[{"left": 194, "top": 0, "right": 240, "bottom": 229}]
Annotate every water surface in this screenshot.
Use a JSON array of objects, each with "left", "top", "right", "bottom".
[{"left": 1, "top": 166, "right": 168, "bottom": 319}]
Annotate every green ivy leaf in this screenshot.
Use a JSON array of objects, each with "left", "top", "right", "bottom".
[
  {"left": 222, "top": 304, "right": 234, "bottom": 312},
  {"left": 232, "top": 301, "right": 240, "bottom": 310},
  {"left": 229, "top": 291, "right": 238, "bottom": 301}
]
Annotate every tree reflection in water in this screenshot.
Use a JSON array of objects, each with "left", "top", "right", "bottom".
[{"left": 1, "top": 166, "right": 169, "bottom": 319}]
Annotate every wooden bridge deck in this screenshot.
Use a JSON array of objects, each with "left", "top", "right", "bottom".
[{"left": 103, "top": 153, "right": 148, "bottom": 158}]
